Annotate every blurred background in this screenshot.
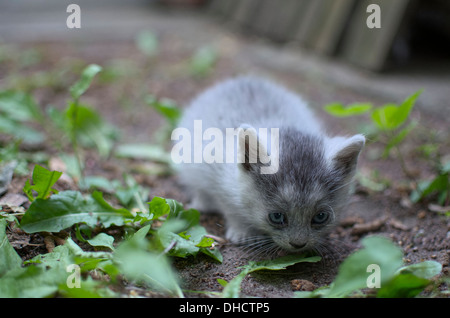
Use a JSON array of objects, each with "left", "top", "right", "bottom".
[{"left": 0, "top": 0, "right": 448, "bottom": 144}]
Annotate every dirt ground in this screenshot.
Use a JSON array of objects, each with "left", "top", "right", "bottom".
[{"left": 1, "top": 6, "right": 449, "bottom": 297}]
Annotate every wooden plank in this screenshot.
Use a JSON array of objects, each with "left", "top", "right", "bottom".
[
  {"left": 265, "top": 0, "right": 310, "bottom": 42},
  {"left": 340, "top": 0, "right": 413, "bottom": 71},
  {"left": 232, "top": 0, "right": 260, "bottom": 27},
  {"left": 310, "top": 0, "right": 357, "bottom": 55},
  {"left": 208, "top": 0, "right": 239, "bottom": 18},
  {"left": 293, "top": 0, "right": 323, "bottom": 45},
  {"left": 222, "top": 0, "right": 240, "bottom": 19},
  {"left": 245, "top": 0, "right": 274, "bottom": 34}
]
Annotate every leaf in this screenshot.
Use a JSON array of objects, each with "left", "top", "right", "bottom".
[
  {"left": 114, "top": 227, "right": 183, "bottom": 297},
  {"left": 135, "top": 31, "right": 159, "bottom": 57},
  {"left": 148, "top": 196, "right": 170, "bottom": 220},
  {"left": 325, "top": 236, "right": 403, "bottom": 298},
  {"left": 0, "top": 241, "right": 75, "bottom": 297},
  {"left": 0, "top": 219, "right": 23, "bottom": 277},
  {"left": 222, "top": 254, "right": 321, "bottom": 298},
  {"left": 115, "top": 143, "right": 171, "bottom": 163},
  {"left": 376, "top": 273, "right": 430, "bottom": 298},
  {"left": 244, "top": 254, "right": 321, "bottom": 272},
  {"left": 382, "top": 120, "right": 418, "bottom": 158},
  {"left": 410, "top": 173, "right": 449, "bottom": 203},
  {"left": 397, "top": 260, "right": 442, "bottom": 279},
  {"left": 69, "top": 64, "right": 102, "bottom": 100},
  {"left": 371, "top": 90, "right": 422, "bottom": 131},
  {"left": 20, "top": 190, "right": 133, "bottom": 233},
  {"left": 58, "top": 276, "right": 117, "bottom": 298},
  {"left": 0, "top": 90, "right": 42, "bottom": 122},
  {"left": 371, "top": 104, "right": 402, "bottom": 131},
  {"left": 0, "top": 264, "right": 67, "bottom": 298},
  {"left": 324, "top": 103, "right": 372, "bottom": 117},
  {"left": 65, "top": 103, "right": 117, "bottom": 157},
  {"left": 86, "top": 233, "right": 115, "bottom": 251},
  {"left": 217, "top": 278, "right": 228, "bottom": 287},
  {"left": 23, "top": 165, "right": 62, "bottom": 201},
  {"left": 377, "top": 260, "right": 442, "bottom": 298},
  {"left": 189, "top": 46, "right": 217, "bottom": 77},
  {"left": 146, "top": 95, "right": 181, "bottom": 126},
  {"left": 0, "top": 116, "right": 45, "bottom": 144}
]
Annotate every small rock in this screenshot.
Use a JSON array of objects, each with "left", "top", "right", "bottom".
[
  {"left": 417, "top": 210, "right": 427, "bottom": 219},
  {"left": 290, "top": 279, "right": 316, "bottom": 292}
]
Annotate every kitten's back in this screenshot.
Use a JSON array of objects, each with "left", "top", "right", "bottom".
[{"left": 179, "top": 76, "right": 322, "bottom": 134}]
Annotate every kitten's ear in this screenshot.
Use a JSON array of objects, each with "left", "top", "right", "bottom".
[
  {"left": 326, "top": 134, "right": 365, "bottom": 174},
  {"left": 237, "top": 124, "right": 269, "bottom": 173}
]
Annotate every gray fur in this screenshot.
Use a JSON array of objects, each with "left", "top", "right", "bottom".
[{"left": 174, "top": 76, "right": 365, "bottom": 255}]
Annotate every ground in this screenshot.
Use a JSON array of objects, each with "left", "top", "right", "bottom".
[{"left": 1, "top": 4, "right": 449, "bottom": 297}]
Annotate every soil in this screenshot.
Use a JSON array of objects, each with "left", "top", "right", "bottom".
[{"left": 1, "top": 7, "right": 449, "bottom": 298}]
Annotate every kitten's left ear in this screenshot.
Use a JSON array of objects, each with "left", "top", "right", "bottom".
[{"left": 326, "top": 134, "right": 365, "bottom": 174}]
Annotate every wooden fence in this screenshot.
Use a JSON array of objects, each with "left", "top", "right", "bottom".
[{"left": 208, "top": 0, "right": 415, "bottom": 71}]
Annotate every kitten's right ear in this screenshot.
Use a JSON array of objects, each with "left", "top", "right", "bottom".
[
  {"left": 237, "top": 124, "right": 260, "bottom": 173},
  {"left": 237, "top": 124, "right": 274, "bottom": 174},
  {"left": 326, "top": 134, "right": 365, "bottom": 174}
]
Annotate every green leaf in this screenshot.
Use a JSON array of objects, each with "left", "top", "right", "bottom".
[
  {"left": 189, "top": 46, "right": 217, "bottom": 77},
  {"left": 65, "top": 103, "right": 117, "bottom": 157},
  {"left": 114, "top": 227, "right": 183, "bottom": 297},
  {"left": 23, "top": 165, "right": 62, "bottom": 201},
  {"left": 377, "top": 273, "right": 430, "bottom": 298},
  {"left": 148, "top": 196, "right": 170, "bottom": 220},
  {"left": 371, "top": 90, "right": 422, "bottom": 131},
  {"left": 146, "top": 95, "right": 181, "bottom": 126},
  {"left": 135, "top": 31, "right": 159, "bottom": 57},
  {"left": 86, "top": 233, "right": 115, "bottom": 251},
  {"left": 325, "top": 236, "right": 403, "bottom": 298},
  {"left": 1, "top": 241, "right": 75, "bottom": 297},
  {"left": 0, "top": 116, "right": 45, "bottom": 144},
  {"left": 0, "top": 90, "right": 42, "bottom": 122},
  {"left": 58, "top": 276, "right": 117, "bottom": 298},
  {"left": 382, "top": 120, "right": 418, "bottom": 158},
  {"left": 397, "top": 260, "right": 442, "bottom": 279},
  {"left": 196, "top": 236, "right": 214, "bottom": 248},
  {"left": 217, "top": 278, "right": 228, "bottom": 287},
  {"left": 244, "top": 254, "right": 321, "bottom": 272},
  {"left": 0, "top": 219, "right": 23, "bottom": 276},
  {"left": 222, "top": 254, "right": 321, "bottom": 298},
  {"left": 115, "top": 143, "right": 171, "bottom": 163},
  {"left": 324, "top": 102, "right": 372, "bottom": 117},
  {"left": 20, "top": 190, "right": 133, "bottom": 233},
  {"left": 0, "top": 264, "right": 67, "bottom": 298},
  {"left": 69, "top": 64, "right": 102, "bottom": 100},
  {"left": 410, "top": 173, "right": 449, "bottom": 203}
]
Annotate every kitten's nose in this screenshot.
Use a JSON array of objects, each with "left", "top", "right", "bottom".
[{"left": 289, "top": 241, "right": 307, "bottom": 249}]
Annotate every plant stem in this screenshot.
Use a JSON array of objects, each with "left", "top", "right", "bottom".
[
  {"left": 394, "top": 144, "right": 418, "bottom": 188},
  {"left": 70, "top": 98, "right": 84, "bottom": 185}
]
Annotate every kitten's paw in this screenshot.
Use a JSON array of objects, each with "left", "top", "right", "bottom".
[
  {"left": 225, "top": 227, "right": 248, "bottom": 245},
  {"left": 188, "top": 192, "right": 216, "bottom": 212}
]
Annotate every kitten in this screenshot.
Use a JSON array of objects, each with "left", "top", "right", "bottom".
[{"left": 173, "top": 76, "right": 365, "bottom": 255}]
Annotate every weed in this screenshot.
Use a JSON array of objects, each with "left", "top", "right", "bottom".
[
  {"left": 0, "top": 164, "right": 222, "bottom": 297},
  {"left": 324, "top": 90, "right": 450, "bottom": 206}
]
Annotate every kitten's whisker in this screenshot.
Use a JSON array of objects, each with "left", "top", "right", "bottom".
[{"left": 328, "top": 179, "right": 355, "bottom": 196}]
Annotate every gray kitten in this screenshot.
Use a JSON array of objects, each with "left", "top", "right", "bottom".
[{"left": 173, "top": 77, "right": 365, "bottom": 255}]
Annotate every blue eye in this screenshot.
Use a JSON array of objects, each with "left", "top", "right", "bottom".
[
  {"left": 312, "top": 211, "right": 330, "bottom": 225},
  {"left": 268, "top": 212, "right": 287, "bottom": 226}
]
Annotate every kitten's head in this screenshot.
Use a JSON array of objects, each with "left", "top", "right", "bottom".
[{"left": 237, "top": 126, "right": 365, "bottom": 254}]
